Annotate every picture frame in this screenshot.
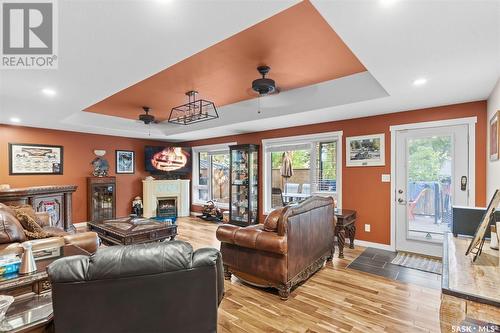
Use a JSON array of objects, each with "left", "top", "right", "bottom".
[
  {"left": 489, "top": 110, "right": 499, "bottom": 161},
  {"left": 116, "top": 150, "right": 135, "bottom": 174},
  {"left": 346, "top": 133, "right": 385, "bottom": 167},
  {"left": 9, "top": 143, "right": 63, "bottom": 175}
]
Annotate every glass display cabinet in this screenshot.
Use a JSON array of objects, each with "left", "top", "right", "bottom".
[
  {"left": 87, "top": 177, "right": 116, "bottom": 221},
  {"left": 229, "top": 144, "right": 259, "bottom": 226}
]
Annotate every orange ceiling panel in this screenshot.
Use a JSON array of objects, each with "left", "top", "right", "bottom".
[{"left": 84, "top": 0, "right": 366, "bottom": 121}]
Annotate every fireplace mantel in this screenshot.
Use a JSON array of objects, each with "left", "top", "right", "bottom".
[{"left": 142, "top": 179, "right": 190, "bottom": 218}]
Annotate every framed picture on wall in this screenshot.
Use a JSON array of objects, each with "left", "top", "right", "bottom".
[
  {"left": 490, "top": 111, "right": 499, "bottom": 161},
  {"left": 9, "top": 143, "right": 63, "bottom": 175},
  {"left": 116, "top": 150, "right": 135, "bottom": 174},
  {"left": 346, "top": 134, "right": 385, "bottom": 167}
]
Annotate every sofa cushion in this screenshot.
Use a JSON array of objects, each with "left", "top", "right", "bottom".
[
  {"left": 11, "top": 205, "right": 40, "bottom": 224},
  {"left": 263, "top": 207, "right": 284, "bottom": 232},
  {"left": 0, "top": 203, "right": 27, "bottom": 244}
]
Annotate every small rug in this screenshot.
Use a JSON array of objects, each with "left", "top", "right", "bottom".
[{"left": 391, "top": 252, "right": 442, "bottom": 274}]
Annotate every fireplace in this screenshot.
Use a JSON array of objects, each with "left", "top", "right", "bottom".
[
  {"left": 156, "top": 197, "right": 177, "bottom": 218},
  {"left": 142, "top": 179, "right": 190, "bottom": 218}
]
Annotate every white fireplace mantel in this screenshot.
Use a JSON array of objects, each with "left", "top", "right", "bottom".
[{"left": 142, "top": 179, "right": 190, "bottom": 218}]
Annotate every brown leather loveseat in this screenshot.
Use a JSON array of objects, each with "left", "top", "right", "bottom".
[
  {"left": 216, "top": 196, "right": 335, "bottom": 299},
  {"left": 0, "top": 203, "right": 99, "bottom": 255}
]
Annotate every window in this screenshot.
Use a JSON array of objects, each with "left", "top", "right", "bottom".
[
  {"left": 192, "top": 143, "right": 236, "bottom": 207},
  {"left": 263, "top": 132, "right": 342, "bottom": 213}
]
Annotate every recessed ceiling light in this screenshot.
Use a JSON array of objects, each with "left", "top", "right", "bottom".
[
  {"left": 413, "top": 78, "right": 427, "bottom": 86},
  {"left": 9, "top": 117, "right": 21, "bottom": 123},
  {"left": 380, "top": 0, "right": 398, "bottom": 7},
  {"left": 41, "top": 88, "right": 57, "bottom": 96}
]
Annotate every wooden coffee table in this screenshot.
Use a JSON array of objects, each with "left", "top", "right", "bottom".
[{"left": 88, "top": 217, "right": 178, "bottom": 246}]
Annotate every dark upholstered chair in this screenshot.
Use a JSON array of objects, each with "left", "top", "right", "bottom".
[
  {"left": 216, "top": 196, "right": 335, "bottom": 300},
  {"left": 48, "top": 241, "right": 224, "bottom": 333}
]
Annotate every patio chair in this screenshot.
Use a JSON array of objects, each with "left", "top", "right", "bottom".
[
  {"left": 408, "top": 188, "right": 429, "bottom": 221},
  {"left": 301, "top": 183, "right": 311, "bottom": 195},
  {"left": 271, "top": 187, "right": 285, "bottom": 207}
]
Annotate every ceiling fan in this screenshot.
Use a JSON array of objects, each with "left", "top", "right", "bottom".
[
  {"left": 252, "top": 65, "right": 278, "bottom": 95},
  {"left": 137, "top": 106, "right": 158, "bottom": 125}
]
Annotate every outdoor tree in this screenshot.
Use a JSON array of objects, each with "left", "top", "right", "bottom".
[{"left": 408, "top": 137, "right": 451, "bottom": 181}]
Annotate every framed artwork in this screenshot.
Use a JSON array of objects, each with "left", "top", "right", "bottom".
[
  {"left": 116, "top": 150, "right": 135, "bottom": 174},
  {"left": 346, "top": 133, "right": 385, "bottom": 167},
  {"left": 489, "top": 111, "right": 499, "bottom": 161},
  {"left": 9, "top": 143, "right": 63, "bottom": 175}
]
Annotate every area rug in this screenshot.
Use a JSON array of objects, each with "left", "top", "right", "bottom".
[{"left": 391, "top": 252, "right": 442, "bottom": 274}]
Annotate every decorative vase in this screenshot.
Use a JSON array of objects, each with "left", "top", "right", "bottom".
[{"left": 19, "top": 242, "right": 37, "bottom": 275}]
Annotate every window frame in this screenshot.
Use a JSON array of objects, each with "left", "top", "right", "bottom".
[
  {"left": 262, "top": 131, "right": 343, "bottom": 214},
  {"left": 192, "top": 142, "right": 236, "bottom": 209}
]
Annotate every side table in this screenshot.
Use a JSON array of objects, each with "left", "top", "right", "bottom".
[{"left": 334, "top": 209, "right": 357, "bottom": 258}]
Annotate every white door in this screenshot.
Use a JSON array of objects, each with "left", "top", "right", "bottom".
[{"left": 395, "top": 124, "right": 470, "bottom": 257}]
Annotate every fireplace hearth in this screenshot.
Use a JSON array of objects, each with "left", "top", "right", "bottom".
[{"left": 156, "top": 197, "right": 177, "bottom": 219}]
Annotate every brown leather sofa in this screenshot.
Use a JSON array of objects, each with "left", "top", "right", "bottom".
[
  {"left": 216, "top": 196, "right": 335, "bottom": 300},
  {"left": 0, "top": 203, "right": 99, "bottom": 255},
  {"left": 48, "top": 241, "right": 224, "bottom": 333}
]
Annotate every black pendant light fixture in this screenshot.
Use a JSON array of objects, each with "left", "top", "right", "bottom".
[{"left": 168, "top": 90, "right": 219, "bottom": 125}]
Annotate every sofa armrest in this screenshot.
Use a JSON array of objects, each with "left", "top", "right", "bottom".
[
  {"left": 63, "top": 232, "right": 100, "bottom": 254},
  {"left": 192, "top": 248, "right": 225, "bottom": 306},
  {"left": 35, "top": 212, "right": 51, "bottom": 227},
  {"left": 0, "top": 242, "right": 23, "bottom": 256},
  {"left": 217, "top": 224, "right": 287, "bottom": 255}
]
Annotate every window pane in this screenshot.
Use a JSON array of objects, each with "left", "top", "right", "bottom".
[
  {"left": 211, "top": 153, "right": 230, "bottom": 204},
  {"left": 271, "top": 149, "right": 311, "bottom": 208},
  {"left": 318, "top": 142, "right": 337, "bottom": 192},
  {"left": 198, "top": 189, "right": 209, "bottom": 202},
  {"left": 199, "top": 152, "right": 209, "bottom": 186}
]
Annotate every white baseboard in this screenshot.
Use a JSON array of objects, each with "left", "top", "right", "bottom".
[{"left": 354, "top": 239, "right": 395, "bottom": 251}]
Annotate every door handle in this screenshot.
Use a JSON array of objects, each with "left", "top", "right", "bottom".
[
  {"left": 398, "top": 198, "right": 407, "bottom": 204},
  {"left": 461, "top": 176, "right": 467, "bottom": 191}
]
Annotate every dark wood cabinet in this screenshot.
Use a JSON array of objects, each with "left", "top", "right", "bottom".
[
  {"left": 87, "top": 177, "right": 116, "bottom": 222},
  {"left": 0, "top": 185, "right": 77, "bottom": 232},
  {"left": 229, "top": 144, "right": 259, "bottom": 226}
]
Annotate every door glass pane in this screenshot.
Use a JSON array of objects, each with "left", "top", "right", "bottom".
[
  {"left": 211, "top": 153, "right": 229, "bottom": 204},
  {"left": 406, "top": 136, "right": 452, "bottom": 242}
]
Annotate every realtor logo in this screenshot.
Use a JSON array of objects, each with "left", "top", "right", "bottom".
[{"left": 1, "top": 0, "right": 58, "bottom": 69}]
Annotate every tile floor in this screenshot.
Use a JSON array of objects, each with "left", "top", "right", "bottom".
[{"left": 347, "top": 247, "right": 442, "bottom": 290}]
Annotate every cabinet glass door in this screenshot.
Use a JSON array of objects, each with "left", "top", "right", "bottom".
[{"left": 231, "top": 149, "right": 249, "bottom": 223}]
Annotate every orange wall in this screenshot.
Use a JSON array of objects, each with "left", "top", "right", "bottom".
[
  {"left": 0, "top": 125, "right": 166, "bottom": 223},
  {"left": 185, "top": 101, "right": 487, "bottom": 245}
]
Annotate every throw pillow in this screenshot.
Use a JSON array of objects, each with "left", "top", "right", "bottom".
[{"left": 14, "top": 210, "right": 52, "bottom": 240}]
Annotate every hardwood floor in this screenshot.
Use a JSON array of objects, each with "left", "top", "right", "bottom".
[{"left": 176, "top": 216, "right": 444, "bottom": 333}]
